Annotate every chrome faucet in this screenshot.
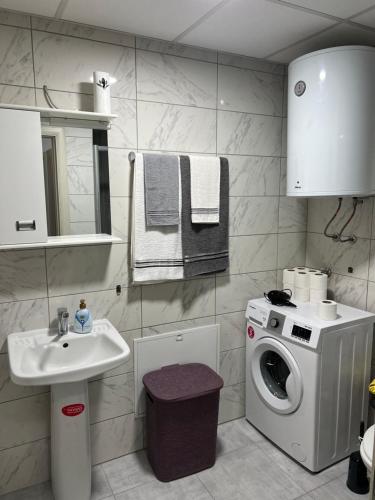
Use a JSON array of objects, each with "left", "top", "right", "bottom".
[{"left": 58, "top": 311, "right": 69, "bottom": 336}]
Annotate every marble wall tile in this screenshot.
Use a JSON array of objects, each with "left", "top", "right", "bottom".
[
  {"left": 229, "top": 234, "right": 277, "bottom": 274},
  {"left": 367, "top": 281, "right": 375, "bottom": 313},
  {"left": 229, "top": 197, "right": 278, "bottom": 236},
  {"left": 216, "top": 311, "right": 246, "bottom": 351},
  {"left": 89, "top": 373, "right": 134, "bottom": 423},
  {"left": 278, "top": 197, "right": 307, "bottom": 233},
  {"left": 218, "top": 65, "right": 283, "bottom": 116},
  {"left": 31, "top": 16, "right": 135, "bottom": 47},
  {"left": 282, "top": 74, "right": 288, "bottom": 118},
  {"left": 142, "top": 316, "right": 216, "bottom": 337},
  {"left": 218, "top": 52, "right": 285, "bottom": 75},
  {"left": 137, "top": 50, "right": 217, "bottom": 108},
  {"left": 306, "top": 233, "right": 370, "bottom": 280},
  {"left": 108, "top": 99, "right": 137, "bottom": 149},
  {"left": 216, "top": 271, "right": 276, "bottom": 314},
  {"left": 0, "top": 354, "right": 48, "bottom": 404},
  {"left": 67, "top": 165, "right": 94, "bottom": 195},
  {"left": 0, "top": 10, "right": 30, "bottom": 28},
  {"left": 277, "top": 232, "right": 306, "bottom": 269},
  {"left": 46, "top": 243, "right": 128, "bottom": 296},
  {"left": 136, "top": 36, "right": 217, "bottom": 63},
  {"left": 281, "top": 117, "right": 287, "bottom": 157},
  {"left": 0, "top": 298, "right": 49, "bottom": 353},
  {"left": 220, "top": 348, "right": 245, "bottom": 386},
  {"left": 369, "top": 240, "right": 375, "bottom": 282},
  {"left": 0, "top": 26, "right": 33, "bottom": 86},
  {"left": 228, "top": 155, "right": 280, "bottom": 196},
  {"left": 0, "top": 393, "right": 50, "bottom": 450},
  {"left": 35, "top": 88, "right": 93, "bottom": 111},
  {"left": 0, "top": 438, "right": 50, "bottom": 495},
  {"left": 0, "top": 249, "right": 47, "bottom": 303},
  {"left": 48, "top": 286, "right": 141, "bottom": 332},
  {"left": 108, "top": 149, "right": 132, "bottom": 197},
  {"left": 0, "top": 84, "right": 35, "bottom": 105},
  {"left": 308, "top": 197, "right": 373, "bottom": 240},
  {"left": 33, "top": 31, "right": 136, "bottom": 99},
  {"left": 69, "top": 221, "right": 97, "bottom": 235},
  {"left": 68, "top": 194, "right": 95, "bottom": 222},
  {"left": 218, "top": 382, "right": 245, "bottom": 423},
  {"left": 279, "top": 158, "right": 287, "bottom": 195},
  {"left": 142, "top": 277, "right": 215, "bottom": 327},
  {"left": 137, "top": 101, "right": 216, "bottom": 153},
  {"left": 65, "top": 136, "right": 93, "bottom": 166},
  {"left": 91, "top": 413, "right": 143, "bottom": 465},
  {"left": 110, "top": 196, "right": 131, "bottom": 242},
  {"left": 218, "top": 110, "right": 282, "bottom": 156},
  {"left": 327, "top": 273, "right": 368, "bottom": 310}
]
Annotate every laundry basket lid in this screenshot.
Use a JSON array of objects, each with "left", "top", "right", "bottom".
[{"left": 143, "top": 363, "right": 223, "bottom": 402}]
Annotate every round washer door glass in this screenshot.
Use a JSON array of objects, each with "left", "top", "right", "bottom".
[{"left": 251, "top": 337, "right": 303, "bottom": 414}]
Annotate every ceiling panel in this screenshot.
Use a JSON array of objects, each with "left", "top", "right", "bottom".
[
  {"left": 179, "top": 0, "right": 334, "bottom": 58},
  {"left": 62, "top": 0, "right": 224, "bottom": 41},
  {"left": 278, "top": 0, "right": 375, "bottom": 19},
  {"left": 352, "top": 8, "right": 375, "bottom": 28},
  {"left": 0, "top": 0, "right": 60, "bottom": 17},
  {"left": 268, "top": 23, "right": 375, "bottom": 63}
]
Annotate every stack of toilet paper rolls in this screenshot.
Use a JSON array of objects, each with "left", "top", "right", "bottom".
[{"left": 282, "top": 267, "right": 328, "bottom": 304}]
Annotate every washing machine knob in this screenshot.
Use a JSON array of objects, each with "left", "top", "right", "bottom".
[{"left": 270, "top": 318, "right": 279, "bottom": 328}]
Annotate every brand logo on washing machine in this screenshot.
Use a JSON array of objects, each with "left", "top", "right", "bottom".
[
  {"left": 62, "top": 403, "right": 85, "bottom": 417},
  {"left": 247, "top": 326, "right": 255, "bottom": 339}
]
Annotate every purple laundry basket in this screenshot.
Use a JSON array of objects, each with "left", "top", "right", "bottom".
[{"left": 143, "top": 363, "right": 224, "bottom": 482}]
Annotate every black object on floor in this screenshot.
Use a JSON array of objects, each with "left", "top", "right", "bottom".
[
  {"left": 346, "top": 451, "right": 369, "bottom": 494},
  {"left": 143, "top": 363, "right": 223, "bottom": 482}
]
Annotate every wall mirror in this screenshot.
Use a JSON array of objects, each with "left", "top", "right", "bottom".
[{"left": 41, "top": 125, "right": 111, "bottom": 237}]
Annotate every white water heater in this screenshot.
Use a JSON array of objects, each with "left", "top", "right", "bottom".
[{"left": 287, "top": 46, "right": 375, "bottom": 197}]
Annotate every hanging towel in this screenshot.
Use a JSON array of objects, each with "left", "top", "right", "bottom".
[
  {"left": 143, "top": 153, "right": 180, "bottom": 226},
  {"left": 180, "top": 156, "right": 229, "bottom": 277},
  {"left": 131, "top": 153, "right": 184, "bottom": 283},
  {"left": 190, "top": 155, "right": 220, "bottom": 223}
]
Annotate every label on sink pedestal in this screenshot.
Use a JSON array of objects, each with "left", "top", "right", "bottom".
[{"left": 62, "top": 403, "right": 85, "bottom": 417}]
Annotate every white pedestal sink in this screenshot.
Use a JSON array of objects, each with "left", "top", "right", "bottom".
[{"left": 7, "top": 319, "right": 130, "bottom": 500}]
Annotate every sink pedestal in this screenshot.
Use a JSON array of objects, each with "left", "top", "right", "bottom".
[{"left": 51, "top": 381, "right": 91, "bottom": 500}]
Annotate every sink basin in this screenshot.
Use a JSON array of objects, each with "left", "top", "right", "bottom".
[{"left": 8, "top": 319, "right": 130, "bottom": 385}]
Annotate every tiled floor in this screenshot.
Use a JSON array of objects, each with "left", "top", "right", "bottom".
[{"left": 0, "top": 419, "right": 365, "bottom": 500}]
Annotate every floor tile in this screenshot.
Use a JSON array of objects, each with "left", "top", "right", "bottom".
[
  {"left": 102, "top": 450, "right": 155, "bottom": 494},
  {"left": 115, "top": 475, "right": 212, "bottom": 500},
  {"left": 216, "top": 418, "right": 264, "bottom": 456},
  {"left": 0, "top": 482, "right": 53, "bottom": 500},
  {"left": 256, "top": 435, "right": 349, "bottom": 494},
  {"left": 198, "top": 444, "right": 304, "bottom": 500},
  {"left": 92, "top": 465, "right": 113, "bottom": 500},
  {"left": 297, "top": 474, "right": 366, "bottom": 499}
]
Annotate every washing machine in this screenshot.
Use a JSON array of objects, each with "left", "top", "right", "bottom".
[{"left": 245, "top": 298, "right": 375, "bottom": 472}]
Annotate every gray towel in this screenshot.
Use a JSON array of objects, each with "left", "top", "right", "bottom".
[
  {"left": 143, "top": 153, "right": 179, "bottom": 226},
  {"left": 181, "top": 156, "right": 229, "bottom": 277}
]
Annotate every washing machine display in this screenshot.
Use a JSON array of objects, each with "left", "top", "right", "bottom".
[{"left": 245, "top": 297, "right": 375, "bottom": 472}]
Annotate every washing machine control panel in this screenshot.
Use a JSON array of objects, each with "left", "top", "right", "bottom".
[
  {"left": 266, "top": 311, "right": 285, "bottom": 335},
  {"left": 291, "top": 324, "right": 312, "bottom": 343}
]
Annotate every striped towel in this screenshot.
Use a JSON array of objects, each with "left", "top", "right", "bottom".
[
  {"left": 131, "top": 153, "right": 184, "bottom": 283},
  {"left": 190, "top": 155, "right": 220, "bottom": 223}
]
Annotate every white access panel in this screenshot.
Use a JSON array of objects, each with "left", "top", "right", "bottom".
[
  {"left": 0, "top": 108, "right": 48, "bottom": 244},
  {"left": 134, "top": 324, "right": 220, "bottom": 416}
]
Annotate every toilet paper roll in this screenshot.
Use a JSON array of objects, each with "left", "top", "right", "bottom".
[
  {"left": 295, "top": 286, "right": 310, "bottom": 302},
  {"left": 295, "top": 266, "right": 308, "bottom": 271},
  {"left": 310, "top": 288, "right": 327, "bottom": 303},
  {"left": 295, "top": 271, "right": 310, "bottom": 288},
  {"left": 310, "top": 272, "right": 328, "bottom": 290},
  {"left": 93, "top": 71, "right": 111, "bottom": 114},
  {"left": 283, "top": 284, "right": 295, "bottom": 297},
  {"left": 318, "top": 300, "right": 337, "bottom": 321},
  {"left": 283, "top": 268, "right": 296, "bottom": 285}
]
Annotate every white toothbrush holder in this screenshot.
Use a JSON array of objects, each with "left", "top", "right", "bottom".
[{"left": 93, "top": 71, "right": 111, "bottom": 114}]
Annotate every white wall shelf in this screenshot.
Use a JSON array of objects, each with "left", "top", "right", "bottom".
[
  {"left": 0, "top": 234, "right": 123, "bottom": 251},
  {"left": 0, "top": 103, "right": 117, "bottom": 128}
]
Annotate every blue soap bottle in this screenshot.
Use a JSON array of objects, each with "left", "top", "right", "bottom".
[{"left": 74, "top": 299, "right": 93, "bottom": 334}]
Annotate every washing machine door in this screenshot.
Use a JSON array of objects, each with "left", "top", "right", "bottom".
[{"left": 251, "top": 337, "right": 303, "bottom": 414}]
